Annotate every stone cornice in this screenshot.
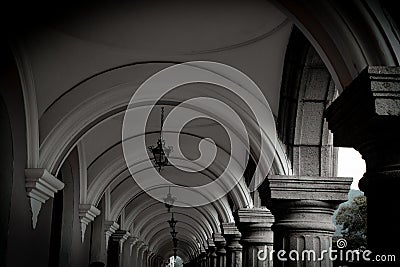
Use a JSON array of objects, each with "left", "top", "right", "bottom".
[
  {"left": 236, "top": 207, "right": 274, "bottom": 224},
  {"left": 79, "top": 204, "right": 101, "bottom": 243},
  {"left": 112, "top": 229, "right": 131, "bottom": 252},
  {"left": 25, "top": 168, "right": 64, "bottom": 229},
  {"left": 268, "top": 175, "right": 352, "bottom": 202},
  {"left": 237, "top": 208, "right": 274, "bottom": 245},
  {"left": 207, "top": 238, "right": 216, "bottom": 248},
  {"left": 105, "top": 221, "right": 119, "bottom": 248},
  {"left": 128, "top": 237, "right": 139, "bottom": 256},
  {"left": 221, "top": 223, "right": 242, "bottom": 250},
  {"left": 112, "top": 229, "right": 131, "bottom": 242},
  {"left": 221, "top": 223, "right": 240, "bottom": 236},
  {"left": 325, "top": 66, "right": 400, "bottom": 148},
  {"left": 212, "top": 233, "right": 225, "bottom": 243}
]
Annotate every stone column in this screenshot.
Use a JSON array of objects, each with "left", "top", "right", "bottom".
[
  {"left": 109, "top": 229, "right": 130, "bottom": 267},
  {"left": 122, "top": 236, "right": 137, "bottom": 267},
  {"left": 150, "top": 252, "right": 155, "bottom": 267},
  {"left": 207, "top": 239, "right": 217, "bottom": 267},
  {"left": 213, "top": 233, "right": 227, "bottom": 267},
  {"left": 237, "top": 208, "right": 274, "bottom": 267},
  {"left": 147, "top": 252, "right": 153, "bottom": 267},
  {"left": 222, "top": 223, "right": 242, "bottom": 267},
  {"left": 199, "top": 250, "right": 207, "bottom": 267},
  {"left": 144, "top": 248, "right": 149, "bottom": 267},
  {"left": 137, "top": 243, "right": 146, "bottom": 267},
  {"left": 155, "top": 255, "right": 161, "bottom": 267},
  {"left": 104, "top": 221, "right": 119, "bottom": 250},
  {"left": 325, "top": 66, "right": 400, "bottom": 262},
  {"left": 268, "top": 175, "right": 351, "bottom": 267},
  {"left": 129, "top": 240, "right": 139, "bottom": 267}
]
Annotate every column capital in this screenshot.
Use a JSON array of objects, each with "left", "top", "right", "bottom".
[
  {"left": 127, "top": 236, "right": 138, "bottom": 245},
  {"left": 212, "top": 233, "right": 225, "bottom": 243},
  {"left": 207, "top": 238, "right": 216, "bottom": 249},
  {"left": 112, "top": 229, "right": 130, "bottom": 242},
  {"left": 268, "top": 175, "right": 352, "bottom": 202},
  {"left": 236, "top": 207, "right": 274, "bottom": 225},
  {"left": 222, "top": 223, "right": 242, "bottom": 267},
  {"left": 25, "top": 168, "right": 64, "bottom": 229},
  {"left": 105, "top": 221, "right": 119, "bottom": 235},
  {"left": 236, "top": 208, "right": 274, "bottom": 245},
  {"left": 207, "top": 238, "right": 217, "bottom": 255},
  {"left": 221, "top": 222, "right": 237, "bottom": 234},
  {"left": 136, "top": 240, "right": 146, "bottom": 250},
  {"left": 127, "top": 236, "right": 138, "bottom": 256},
  {"left": 221, "top": 223, "right": 242, "bottom": 249},
  {"left": 104, "top": 221, "right": 119, "bottom": 249},
  {"left": 325, "top": 66, "right": 400, "bottom": 149},
  {"left": 79, "top": 204, "right": 101, "bottom": 243},
  {"left": 112, "top": 229, "right": 130, "bottom": 252},
  {"left": 213, "top": 233, "right": 226, "bottom": 253}
]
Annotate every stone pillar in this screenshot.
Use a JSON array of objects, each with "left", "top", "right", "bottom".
[
  {"left": 144, "top": 248, "right": 149, "bottom": 267},
  {"left": 154, "top": 254, "right": 159, "bottom": 267},
  {"left": 129, "top": 240, "right": 139, "bottom": 267},
  {"left": 151, "top": 252, "right": 156, "bottom": 267},
  {"left": 213, "top": 233, "right": 227, "bottom": 267},
  {"left": 108, "top": 229, "right": 130, "bottom": 267},
  {"left": 237, "top": 208, "right": 274, "bottom": 267},
  {"left": 137, "top": 243, "right": 146, "bottom": 267},
  {"left": 122, "top": 236, "right": 137, "bottom": 267},
  {"left": 147, "top": 252, "right": 153, "bottom": 267},
  {"left": 207, "top": 239, "right": 217, "bottom": 267},
  {"left": 199, "top": 250, "right": 207, "bottom": 267},
  {"left": 104, "top": 221, "right": 119, "bottom": 250},
  {"left": 268, "top": 175, "right": 351, "bottom": 267},
  {"left": 222, "top": 223, "right": 242, "bottom": 267},
  {"left": 325, "top": 66, "right": 400, "bottom": 262}
]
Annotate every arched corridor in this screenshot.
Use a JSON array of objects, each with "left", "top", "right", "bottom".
[{"left": 1, "top": 1, "right": 400, "bottom": 266}]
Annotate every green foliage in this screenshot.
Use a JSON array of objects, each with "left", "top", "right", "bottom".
[{"left": 335, "top": 195, "right": 367, "bottom": 250}]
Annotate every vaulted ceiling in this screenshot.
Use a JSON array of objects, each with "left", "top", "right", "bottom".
[{"left": 16, "top": 0, "right": 294, "bottom": 261}]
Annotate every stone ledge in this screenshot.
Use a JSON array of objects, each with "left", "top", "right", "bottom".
[
  {"left": 212, "top": 233, "right": 225, "bottom": 243},
  {"left": 325, "top": 66, "right": 400, "bottom": 147},
  {"left": 221, "top": 223, "right": 240, "bottom": 236},
  {"left": 112, "top": 230, "right": 131, "bottom": 251},
  {"left": 237, "top": 207, "right": 274, "bottom": 224},
  {"left": 268, "top": 175, "right": 352, "bottom": 201},
  {"left": 25, "top": 168, "right": 64, "bottom": 229}
]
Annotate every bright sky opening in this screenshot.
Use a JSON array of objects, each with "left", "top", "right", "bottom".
[{"left": 337, "top": 148, "right": 366, "bottom": 190}]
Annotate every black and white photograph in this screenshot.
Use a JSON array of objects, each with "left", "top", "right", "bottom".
[{"left": 0, "top": 1, "right": 399, "bottom": 266}]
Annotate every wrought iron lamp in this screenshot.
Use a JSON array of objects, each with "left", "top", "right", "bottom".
[
  {"left": 167, "top": 212, "right": 179, "bottom": 260},
  {"left": 170, "top": 229, "right": 178, "bottom": 238},
  {"left": 163, "top": 187, "right": 176, "bottom": 213},
  {"left": 168, "top": 212, "right": 178, "bottom": 231},
  {"left": 148, "top": 107, "right": 173, "bottom": 172}
]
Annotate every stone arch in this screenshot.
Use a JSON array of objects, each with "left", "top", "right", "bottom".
[
  {"left": 277, "top": 26, "right": 337, "bottom": 177},
  {"left": 38, "top": 61, "right": 289, "bottom": 182},
  {"left": 274, "top": 0, "right": 400, "bottom": 90}
]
